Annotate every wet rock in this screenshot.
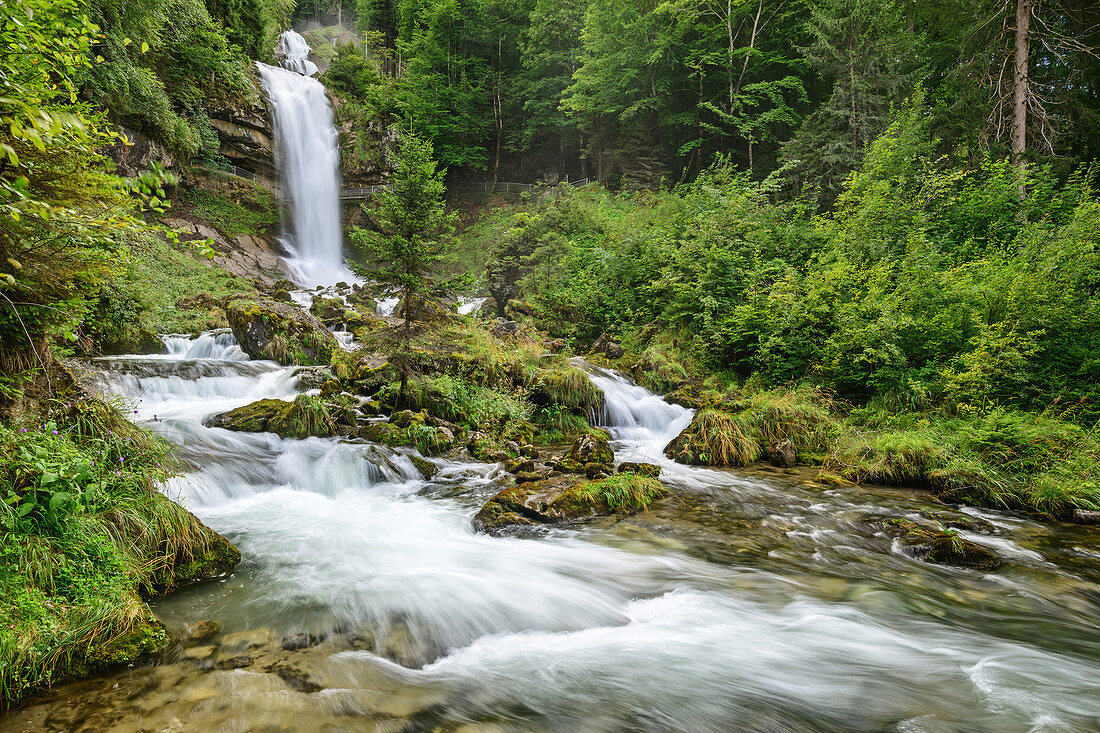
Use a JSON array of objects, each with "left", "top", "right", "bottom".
[
  {"left": 766, "top": 438, "right": 796, "bottom": 468},
  {"left": 504, "top": 458, "right": 536, "bottom": 474},
  {"left": 205, "top": 395, "right": 339, "bottom": 438},
  {"left": 617, "top": 462, "right": 661, "bottom": 478},
  {"left": 280, "top": 633, "right": 318, "bottom": 651},
  {"left": 409, "top": 454, "right": 438, "bottom": 479},
  {"left": 1073, "top": 509, "right": 1100, "bottom": 524},
  {"left": 180, "top": 620, "right": 221, "bottom": 644},
  {"left": 592, "top": 333, "right": 624, "bottom": 359},
  {"left": 925, "top": 533, "right": 1001, "bottom": 569},
  {"left": 292, "top": 366, "right": 334, "bottom": 391},
  {"left": 564, "top": 431, "right": 614, "bottom": 466},
  {"left": 584, "top": 462, "right": 612, "bottom": 478},
  {"left": 473, "top": 474, "right": 666, "bottom": 534},
  {"left": 225, "top": 296, "right": 338, "bottom": 365},
  {"left": 515, "top": 469, "right": 551, "bottom": 483},
  {"left": 215, "top": 654, "right": 253, "bottom": 670},
  {"left": 309, "top": 296, "right": 347, "bottom": 325},
  {"left": 520, "top": 444, "right": 540, "bottom": 458},
  {"left": 883, "top": 518, "right": 1002, "bottom": 570}
]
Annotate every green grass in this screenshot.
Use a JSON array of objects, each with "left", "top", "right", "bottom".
[
  {"left": 178, "top": 183, "right": 279, "bottom": 236},
  {"left": 567, "top": 473, "right": 667, "bottom": 512},
  {"left": 0, "top": 396, "right": 239, "bottom": 710}
]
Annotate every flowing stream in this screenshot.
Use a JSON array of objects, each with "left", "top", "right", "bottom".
[
  {"left": 6, "top": 334, "right": 1100, "bottom": 732},
  {"left": 257, "top": 31, "right": 352, "bottom": 286}
]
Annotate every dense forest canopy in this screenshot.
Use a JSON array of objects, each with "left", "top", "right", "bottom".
[{"left": 292, "top": 0, "right": 1100, "bottom": 199}]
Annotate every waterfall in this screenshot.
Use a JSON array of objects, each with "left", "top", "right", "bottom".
[{"left": 257, "top": 30, "right": 353, "bottom": 287}]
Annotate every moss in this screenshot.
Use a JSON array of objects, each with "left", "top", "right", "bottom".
[
  {"left": 564, "top": 430, "right": 614, "bottom": 466},
  {"left": 472, "top": 474, "right": 666, "bottom": 533},
  {"left": 409, "top": 455, "right": 438, "bottom": 479},
  {"left": 206, "top": 396, "right": 338, "bottom": 439},
  {"left": 225, "top": 297, "right": 337, "bottom": 366}
]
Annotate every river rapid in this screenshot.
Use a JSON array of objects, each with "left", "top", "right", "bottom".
[{"left": 4, "top": 332, "right": 1100, "bottom": 732}]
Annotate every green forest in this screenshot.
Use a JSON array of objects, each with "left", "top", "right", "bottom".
[{"left": 2, "top": 0, "right": 1100, "bottom": 726}]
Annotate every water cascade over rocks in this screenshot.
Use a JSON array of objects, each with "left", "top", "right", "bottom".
[
  {"left": 8, "top": 335, "right": 1100, "bottom": 731},
  {"left": 257, "top": 30, "right": 351, "bottom": 286}
]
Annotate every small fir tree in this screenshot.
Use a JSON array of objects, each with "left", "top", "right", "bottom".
[{"left": 351, "top": 130, "right": 456, "bottom": 405}]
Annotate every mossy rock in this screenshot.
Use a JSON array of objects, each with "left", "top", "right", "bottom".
[
  {"left": 85, "top": 614, "right": 169, "bottom": 670},
  {"left": 358, "top": 416, "right": 455, "bottom": 456},
  {"left": 564, "top": 430, "right": 614, "bottom": 466},
  {"left": 473, "top": 473, "right": 667, "bottom": 535},
  {"left": 97, "top": 327, "right": 166, "bottom": 357},
  {"left": 617, "top": 462, "right": 661, "bottom": 478},
  {"left": 882, "top": 518, "right": 1002, "bottom": 570},
  {"left": 225, "top": 296, "right": 338, "bottom": 366},
  {"left": 205, "top": 396, "right": 339, "bottom": 439},
  {"left": 310, "top": 296, "right": 347, "bottom": 325},
  {"left": 409, "top": 454, "right": 438, "bottom": 479}
]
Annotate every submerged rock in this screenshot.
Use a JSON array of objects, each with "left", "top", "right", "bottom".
[
  {"left": 882, "top": 518, "right": 1002, "bottom": 570},
  {"left": 225, "top": 296, "right": 338, "bottom": 365}
]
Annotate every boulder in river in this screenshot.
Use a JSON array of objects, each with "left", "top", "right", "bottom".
[
  {"left": 564, "top": 430, "right": 614, "bottom": 466},
  {"left": 205, "top": 395, "right": 339, "bottom": 439},
  {"left": 473, "top": 473, "right": 667, "bottom": 535},
  {"left": 225, "top": 296, "right": 338, "bottom": 365},
  {"left": 883, "top": 518, "right": 1002, "bottom": 570},
  {"left": 617, "top": 462, "right": 661, "bottom": 478}
]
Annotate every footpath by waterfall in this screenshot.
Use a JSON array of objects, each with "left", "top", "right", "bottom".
[{"left": 257, "top": 30, "right": 351, "bottom": 287}]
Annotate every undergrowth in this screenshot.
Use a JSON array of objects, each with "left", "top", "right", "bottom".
[{"left": 0, "top": 396, "right": 238, "bottom": 710}]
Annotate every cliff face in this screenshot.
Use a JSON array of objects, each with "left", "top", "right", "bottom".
[{"left": 207, "top": 70, "right": 277, "bottom": 181}]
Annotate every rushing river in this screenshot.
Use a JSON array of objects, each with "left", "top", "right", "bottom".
[{"left": 5, "top": 332, "right": 1100, "bottom": 732}]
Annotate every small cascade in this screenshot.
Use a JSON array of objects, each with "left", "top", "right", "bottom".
[
  {"left": 274, "top": 29, "right": 318, "bottom": 76},
  {"left": 257, "top": 30, "right": 352, "bottom": 287},
  {"left": 162, "top": 330, "right": 247, "bottom": 361},
  {"left": 584, "top": 364, "right": 692, "bottom": 447}
]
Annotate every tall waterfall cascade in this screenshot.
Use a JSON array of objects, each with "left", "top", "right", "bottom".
[{"left": 257, "top": 30, "right": 353, "bottom": 287}]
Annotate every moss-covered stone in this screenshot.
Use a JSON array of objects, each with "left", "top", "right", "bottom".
[
  {"left": 205, "top": 395, "right": 339, "bottom": 439},
  {"left": 472, "top": 473, "right": 667, "bottom": 534},
  {"left": 409, "top": 454, "right": 438, "bottom": 479},
  {"left": 664, "top": 409, "right": 760, "bottom": 467},
  {"left": 617, "top": 462, "right": 661, "bottom": 478},
  {"left": 357, "top": 413, "right": 455, "bottom": 456},
  {"left": 564, "top": 430, "right": 614, "bottom": 466},
  {"left": 225, "top": 296, "right": 337, "bottom": 366},
  {"left": 882, "top": 518, "right": 1002, "bottom": 570}
]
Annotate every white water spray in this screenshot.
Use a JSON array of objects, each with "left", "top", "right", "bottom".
[{"left": 258, "top": 31, "right": 353, "bottom": 287}]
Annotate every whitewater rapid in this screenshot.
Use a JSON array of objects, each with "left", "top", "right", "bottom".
[{"left": 48, "top": 331, "right": 1097, "bottom": 731}]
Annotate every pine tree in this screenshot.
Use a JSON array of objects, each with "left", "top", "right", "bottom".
[{"left": 351, "top": 131, "right": 456, "bottom": 404}]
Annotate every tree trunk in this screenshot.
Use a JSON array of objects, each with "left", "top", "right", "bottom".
[{"left": 1011, "top": 0, "right": 1031, "bottom": 167}]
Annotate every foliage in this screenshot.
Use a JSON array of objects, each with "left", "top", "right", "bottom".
[
  {"left": 0, "top": 399, "right": 238, "bottom": 709},
  {"left": 351, "top": 130, "right": 456, "bottom": 403}
]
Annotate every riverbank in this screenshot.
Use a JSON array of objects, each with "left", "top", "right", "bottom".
[{"left": 3, "top": 326, "right": 1099, "bottom": 731}]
